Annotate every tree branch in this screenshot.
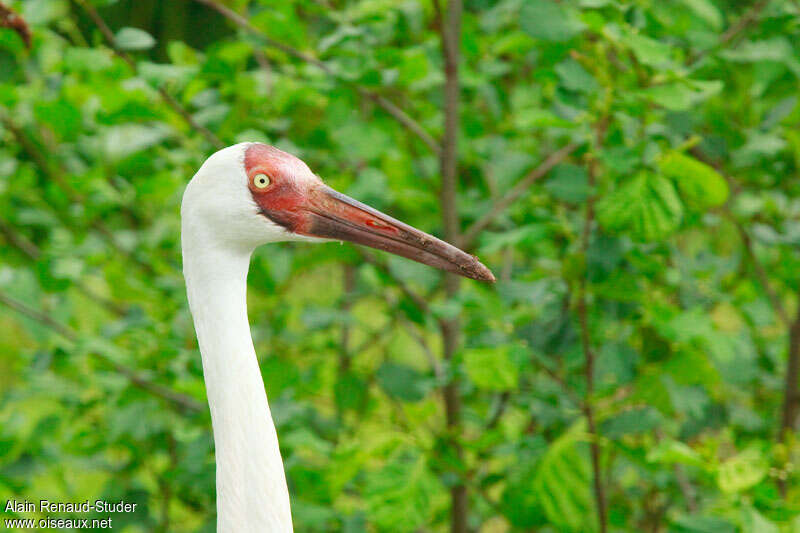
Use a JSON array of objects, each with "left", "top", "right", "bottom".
[
  {"left": 358, "top": 251, "right": 435, "bottom": 319},
  {"left": 578, "top": 129, "right": 607, "bottom": 533},
  {"left": 74, "top": 0, "right": 223, "bottom": 149},
  {"left": 0, "top": 218, "right": 128, "bottom": 317},
  {"left": 732, "top": 217, "right": 789, "bottom": 325},
  {"left": 780, "top": 288, "right": 800, "bottom": 437},
  {"left": 0, "top": 1, "right": 31, "bottom": 48},
  {"left": 191, "top": 0, "right": 441, "bottom": 154},
  {"left": 460, "top": 142, "right": 579, "bottom": 248},
  {"left": 1, "top": 113, "right": 158, "bottom": 277},
  {"left": 688, "top": 0, "right": 771, "bottom": 66},
  {"left": 691, "top": 147, "right": 789, "bottom": 326},
  {"left": 437, "top": 1, "right": 468, "bottom": 531},
  {"left": 0, "top": 290, "right": 203, "bottom": 413}
]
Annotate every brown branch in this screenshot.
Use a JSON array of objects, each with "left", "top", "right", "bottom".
[
  {"left": 74, "top": 0, "right": 223, "bottom": 149},
  {"left": 0, "top": 217, "right": 39, "bottom": 259},
  {"left": 399, "top": 316, "right": 444, "bottom": 381},
  {"left": 191, "top": 0, "right": 440, "bottom": 154},
  {"left": 578, "top": 129, "right": 607, "bottom": 533},
  {"left": 460, "top": 142, "right": 579, "bottom": 248},
  {"left": 688, "top": 0, "right": 771, "bottom": 66},
  {"left": 780, "top": 288, "right": 800, "bottom": 437},
  {"left": 0, "top": 1, "right": 31, "bottom": 48},
  {"left": 0, "top": 290, "right": 203, "bottom": 413},
  {"left": 778, "top": 290, "right": 800, "bottom": 497},
  {"left": 339, "top": 264, "right": 357, "bottom": 374},
  {"left": 437, "top": 2, "right": 467, "bottom": 532},
  {"left": 674, "top": 465, "right": 698, "bottom": 513},
  {"left": 691, "top": 148, "right": 789, "bottom": 326},
  {"left": 2, "top": 113, "right": 158, "bottom": 277},
  {"left": 732, "top": 217, "right": 789, "bottom": 325},
  {"left": 485, "top": 391, "right": 509, "bottom": 430},
  {"left": 0, "top": 218, "right": 128, "bottom": 316},
  {"left": 358, "top": 251, "right": 434, "bottom": 318}
]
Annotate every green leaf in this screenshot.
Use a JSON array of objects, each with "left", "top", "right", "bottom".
[
  {"left": 34, "top": 100, "right": 81, "bottom": 141},
  {"left": 741, "top": 506, "right": 779, "bottom": 533},
  {"left": 545, "top": 163, "right": 591, "bottom": 203},
  {"left": 464, "top": 347, "right": 518, "bottom": 390},
  {"left": 659, "top": 151, "right": 729, "bottom": 208},
  {"left": 622, "top": 31, "right": 675, "bottom": 68},
  {"left": 334, "top": 372, "right": 368, "bottom": 413},
  {"left": 600, "top": 407, "right": 662, "bottom": 438},
  {"left": 670, "top": 515, "right": 736, "bottom": 533},
  {"left": 520, "top": 1, "right": 585, "bottom": 42},
  {"left": 365, "top": 450, "right": 440, "bottom": 532},
  {"left": 680, "top": 0, "right": 723, "bottom": 30},
  {"left": 555, "top": 59, "right": 598, "bottom": 93},
  {"left": 640, "top": 80, "right": 721, "bottom": 111},
  {"left": 64, "top": 47, "right": 114, "bottom": 71},
  {"left": 646, "top": 439, "right": 705, "bottom": 469},
  {"left": 114, "top": 27, "right": 156, "bottom": 51},
  {"left": 717, "top": 448, "right": 768, "bottom": 494},
  {"left": 721, "top": 38, "right": 800, "bottom": 73},
  {"left": 533, "top": 422, "right": 595, "bottom": 532},
  {"left": 597, "top": 172, "right": 684, "bottom": 241},
  {"left": 376, "top": 363, "right": 431, "bottom": 402},
  {"left": 101, "top": 123, "right": 169, "bottom": 161}
]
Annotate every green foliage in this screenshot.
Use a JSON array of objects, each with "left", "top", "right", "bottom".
[
  {"left": 597, "top": 172, "right": 684, "bottom": 241},
  {"left": 1, "top": 0, "right": 800, "bottom": 531},
  {"left": 659, "top": 151, "right": 729, "bottom": 208},
  {"left": 532, "top": 422, "right": 594, "bottom": 531}
]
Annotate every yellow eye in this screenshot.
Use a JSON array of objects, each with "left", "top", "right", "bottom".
[{"left": 254, "top": 173, "right": 271, "bottom": 189}]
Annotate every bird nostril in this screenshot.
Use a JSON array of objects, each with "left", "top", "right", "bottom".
[{"left": 366, "top": 219, "right": 394, "bottom": 231}]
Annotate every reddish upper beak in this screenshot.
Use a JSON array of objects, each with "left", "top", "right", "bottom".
[{"left": 295, "top": 186, "right": 495, "bottom": 282}]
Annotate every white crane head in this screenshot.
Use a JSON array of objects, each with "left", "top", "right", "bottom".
[{"left": 182, "top": 142, "right": 495, "bottom": 281}]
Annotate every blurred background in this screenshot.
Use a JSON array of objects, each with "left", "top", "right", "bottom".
[{"left": 1, "top": 0, "right": 799, "bottom": 531}]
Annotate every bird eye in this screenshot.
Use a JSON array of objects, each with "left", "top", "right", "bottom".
[{"left": 253, "top": 173, "right": 271, "bottom": 189}]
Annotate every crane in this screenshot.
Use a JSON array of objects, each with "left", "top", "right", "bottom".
[{"left": 181, "top": 143, "right": 494, "bottom": 532}]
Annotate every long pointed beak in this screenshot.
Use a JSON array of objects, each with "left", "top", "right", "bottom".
[{"left": 298, "top": 186, "right": 495, "bottom": 282}]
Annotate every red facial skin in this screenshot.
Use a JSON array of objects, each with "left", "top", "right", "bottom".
[
  {"left": 245, "top": 144, "right": 312, "bottom": 233},
  {"left": 245, "top": 143, "right": 399, "bottom": 237},
  {"left": 243, "top": 143, "right": 495, "bottom": 282}
]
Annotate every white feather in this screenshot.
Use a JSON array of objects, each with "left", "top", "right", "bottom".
[{"left": 182, "top": 143, "right": 297, "bottom": 532}]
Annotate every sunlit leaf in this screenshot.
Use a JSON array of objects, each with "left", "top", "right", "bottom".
[
  {"left": 717, "top": 448, "right": 768, "bottom": 494},
  {"left": 520, "top": 1, "right": 585, "bottom": 42},
  {"left": 659, "top": 150, "right": 729, "bottom": 208},
  {"left": 597, "top": 172, "right": 684, "bottom": 241},
  {"left": 114, "top": 27, "right": 156, "bottom": 51}
]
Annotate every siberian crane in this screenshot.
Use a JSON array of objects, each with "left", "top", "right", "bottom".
[{"left": 181, "top": 143, "right": 493, "bottom": 531}]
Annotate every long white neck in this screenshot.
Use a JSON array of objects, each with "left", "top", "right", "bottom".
[{"left": 182, "top": 238, "right": 293, "bottom": 533}]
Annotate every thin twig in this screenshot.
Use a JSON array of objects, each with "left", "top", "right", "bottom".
[
  {"left": 437, "top": 1, "right": 468, "bottom": 531},
  {"left": 0, "top": 218, "right": 128, "bottom": 316},
  {"left": 358, "top": 251, "right": 435, "bottom": 319},
  {"left": 192, "top": 0, "right": 440, "bottom": 154},
  {"left": 578, "top": 126, "right": 607, "bottom": 533},
  {"left": 0, "top": 290, "right": 203, "bottom": 413},
  {"left": 74, "top": 0, "right": 223, "bottom": 149},
  {"left": 688, "top": 0, "right": 771, "bottom": 65},
  {"left": 674, "top": 465, "right": 698, "bottom": 513},
  {"left": 460, "top": 143, "right": 579, "bottom": 248},
  {"left": 339, "top": 264, "right": 356, "bottom": 374},
  {"left": 732, "top": 217, "right": 789, "bottom": 325},
  {"left": 0, "top": 1, "right": 31, "bottom": 48},
  {"left": 780, "top": 290, "right": 800, "bottom": 436},
  {"left": 485, "top": 392, "right": 509, "bottom": 430},
  {"left": 399, "top": 316, "right": 444, "bottom": 381},
  {"left": 691, "top": 147, "right": 789, "bottom": 326},
  {"left": 2, "top": 114, "right": 158, "bottom": 277}
]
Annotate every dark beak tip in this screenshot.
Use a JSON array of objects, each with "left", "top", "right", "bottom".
[{"left": 468, "top": 260, "right": 496, "bottom": 283}]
